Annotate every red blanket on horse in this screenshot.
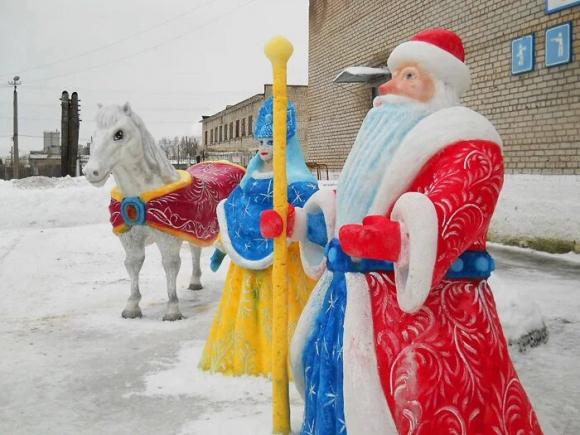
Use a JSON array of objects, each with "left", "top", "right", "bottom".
[{"left": 109, "top": 161, "right": 245, "bottom": 246}]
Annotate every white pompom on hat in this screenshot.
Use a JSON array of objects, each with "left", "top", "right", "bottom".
[{"left": 387, "top": 28, "right": 471, "bottom": 97}]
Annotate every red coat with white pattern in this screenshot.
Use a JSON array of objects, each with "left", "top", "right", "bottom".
[{"left": 368, "top": 139, "right": 542, "bottom": 434}]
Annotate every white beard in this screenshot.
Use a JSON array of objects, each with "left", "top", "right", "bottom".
[{"left": 335, "top": 101, "right": 433, "bottom": 230}]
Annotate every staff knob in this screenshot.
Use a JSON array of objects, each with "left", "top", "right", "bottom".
[{"left": 264, "top": 36, "right": 294, "bottom": 66}]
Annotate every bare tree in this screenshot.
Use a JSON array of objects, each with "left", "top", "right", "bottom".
[{"left": 158, "top": 136, "right": 200, "bottom": 163}]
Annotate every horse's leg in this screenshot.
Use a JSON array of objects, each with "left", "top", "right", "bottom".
[
  {"left": 188, "top": 244, "right": 203, "bottom": 290},
  {"left": 156, "top": 232, "right": 183, "bottom": 321},
  {"left": 119, "top": 228, "right": 146, "bottom": 319}
]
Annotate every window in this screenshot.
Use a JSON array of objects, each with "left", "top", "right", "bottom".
[
  {"left": 204, "top": 130, "right": 208, "bottom": 146},
  {"left": 219, "top": 125, "right": 223, "bottom": 142},
  {"left": 210, "top": 129, "right": 213, "bottom": 144},
  {"left": 248, "top": 116, "right": 253, "bottom": 136},
  {"left": 241, "top": 118, "right": 246, "bottom": 136},
  {"left": 236, "top": 120, "right": 240, "bottom": 138},
  {"left": 215, "top": 127, "right": 218, "bottom": 143},
  {"left": 224, "top": 124, "right": 228, "bottom": 141},
  {"left": 230, "top": 122, "right": 233, "bottom": 139}
]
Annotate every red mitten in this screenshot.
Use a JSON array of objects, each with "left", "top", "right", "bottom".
[
  {"left": 260, "top": 205, "right": 296, "bottom": 239},
  {"left": 339, "top": 215, "right": 401, "bottom": 261}
]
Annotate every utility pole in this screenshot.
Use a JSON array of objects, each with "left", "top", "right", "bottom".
[
  {"left": 68, "top": 92, "right": 79, "bottom": 176},
  {"left": 60, "top": 91, "right": 69, "bottom": 177},
  {"left": 8, "top": 76, "right": 21, "bottom": 179},
  {"left": 60, "top": 90, "right": 80, "bottom": 176}
]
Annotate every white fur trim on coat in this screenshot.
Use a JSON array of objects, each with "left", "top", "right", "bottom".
[
  {"left": 388, "top": 40, "right": 471, "bottom": 97},
  {"left": 291, "top": 206, "right": 308, "bottom": 243},
  {"left": 290, "top": 271, "right": 333, "bottom": 399},
  {"left": 294, "top": 189, "right": 336, "bottom": 279},
  {"left": 343, "top": 273, "right": 398, "bottom": 434},
  {"left": 216, "top": 200, "right": 273, "bottom": 270},
  {"left": 369, "top": 106, "right": 502, "bottom": 217},
  {"left": 390, "top": 192, "right": 438, "bottom": 313}
]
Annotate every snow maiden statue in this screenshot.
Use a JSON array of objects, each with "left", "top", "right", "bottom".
[
  {"left": 199, "top": 97, "right": 319, "bottom": 376},
  {"left": 262, "top": 29, "right": 542, "bottom": 433}
]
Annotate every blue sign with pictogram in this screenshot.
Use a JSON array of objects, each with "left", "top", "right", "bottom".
[
  {"left": 545, "top": 22, "right": 573, "bottom": 67},
  {"left": 512, "top": 34, "right": 535, "bottom": 75}
]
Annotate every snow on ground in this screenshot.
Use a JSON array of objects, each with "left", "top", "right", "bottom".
[
  {"left": 134, "top": 340, "right": 305, "bottom": 435},
  {"left": 492, "top": 174, "right": 580, "bottom": 244},
  {"left": 0, "top": 176, "right": 112, "bottom": 230},
  {"left": 0, "top": 176, "right": 579, "bottom": 434}
]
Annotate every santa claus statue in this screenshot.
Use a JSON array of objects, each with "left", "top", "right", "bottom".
[{"left": 261, "top": 28, "right": 542, "bottom": 434}]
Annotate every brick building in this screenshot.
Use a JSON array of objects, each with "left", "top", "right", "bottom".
[
  {"left": 200, "top": 84, "right": 308, "bottom": 166},
  {"left": 307, "top": 0, "right": 580, "bottom": 174}
]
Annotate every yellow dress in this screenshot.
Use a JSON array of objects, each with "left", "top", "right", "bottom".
[{"left": 200, "top": 243, "right": 316, "bottom": 376}]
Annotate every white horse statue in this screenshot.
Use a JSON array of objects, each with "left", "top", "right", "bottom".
[{"left": 84, "top": 103, "right": 244, "bottom": 320}]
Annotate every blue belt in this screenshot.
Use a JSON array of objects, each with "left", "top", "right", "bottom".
[{"left": 324, "top": 239, "right": 495, "bottom": 280}]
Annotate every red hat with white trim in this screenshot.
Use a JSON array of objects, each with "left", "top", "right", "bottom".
[{"left": 387, "top": 28, "right": 471, "bottom": 97}]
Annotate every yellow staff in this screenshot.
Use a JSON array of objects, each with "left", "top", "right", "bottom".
[{"left": 264, "top": 35, "right": 293, "bottom": 434}]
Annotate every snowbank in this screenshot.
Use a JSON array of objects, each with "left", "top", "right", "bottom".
[
  {"left": 318, "top": 173, "right": 580, "bottom": 253},
  {"left": 490, "top": 174, "right": 580, "bottom": 252},
  {"left": 490, "top": 274, "right": 548, "bottom": 351},
  {"left": 0, "top": 175, "right": 113, "bottom": 229},
  {"left": 9, "top": 173, "right": 575, "bottom": 250}
]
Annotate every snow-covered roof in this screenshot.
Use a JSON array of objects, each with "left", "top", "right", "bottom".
[{"left": 334, "top": 66, "right": 390, "bottom": 84}]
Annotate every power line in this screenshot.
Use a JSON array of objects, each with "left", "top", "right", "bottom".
[
  {"left": 82, "top": 119, "right": 196, "bottom": 125},
  {"left": 0, "top": 100, "right": 65, "bottom": 109},
  {"left": 8, "top": 85, "right": 255, "bottom": 97},
  {"left": 0, "top": 97, "right": 219, "bottom": 112},
  {"left": 122, "top": 107, "right": 210, "bottom": 113},
  {"left": 0, "top": 133, "right": 92, "bottom": 141},
  {"left": 0, "top": 0, "right": 219, "bottom": 79},
  {"left": 0, "top": 116, "right": 59, "bottom": 121},
  {"left": 0, "top": 133, "right": 45, "bottom": 139},
  {"left": 0, "top": 106, "right": 210, "bottom": 116},
  {"left": 0, "top": 102, "right": 60, "bottom": 108},
  {"left": 26, "top": 0, "right": 259, "bottom": 84},
  {"left": 1, "top": 118, "right": 199, "bottom": 128}
]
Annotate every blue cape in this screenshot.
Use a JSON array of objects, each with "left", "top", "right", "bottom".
[{"left": 222, "top": 176, "right": 318, "bottom": 265}]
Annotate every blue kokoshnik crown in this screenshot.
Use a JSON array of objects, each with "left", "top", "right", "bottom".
[{"left": 254, "top": 96, "right": 297, "bottom": 139}]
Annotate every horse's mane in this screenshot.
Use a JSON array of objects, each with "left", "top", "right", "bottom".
[{"left": 97, "top": 104, "right": 178, "bottom": 184}]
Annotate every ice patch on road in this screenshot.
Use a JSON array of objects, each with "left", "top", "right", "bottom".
[{"left": 134, "top": 340, "right": 305, "bottom": 434}]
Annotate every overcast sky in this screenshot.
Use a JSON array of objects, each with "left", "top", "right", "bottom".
[{"left": 0, "top": 0, "right": 309, "bottom": 157}]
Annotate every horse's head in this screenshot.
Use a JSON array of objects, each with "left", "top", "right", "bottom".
[
  {"left": 84, "top": 103, "right": 144, "bottom": 186},
  {"left": 85, "top": 102, "right": 178, "bottom": 189}
]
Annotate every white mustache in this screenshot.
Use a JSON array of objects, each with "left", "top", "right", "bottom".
[{"left": 373, "top": 94, "right": 419, "bottom": 108}]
